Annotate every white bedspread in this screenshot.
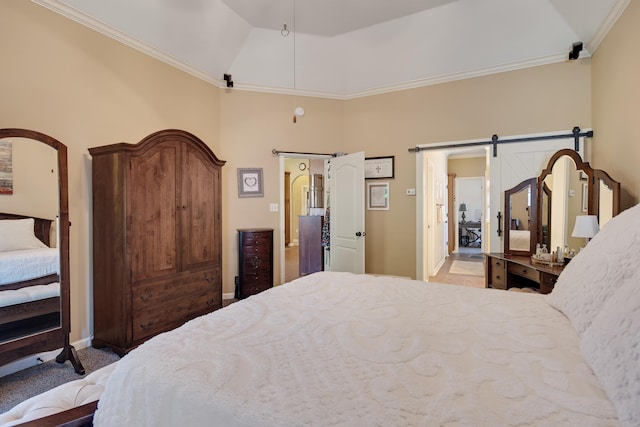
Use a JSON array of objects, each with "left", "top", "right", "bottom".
[
  {"left": 94, "top": 272, "right": 617, "bottom": 426},
  {"left": 0, "top": 248, "right": 58, "bottom": 286},
  {"left": 0, "top": 283, "right": 59, "bottom": 308}
]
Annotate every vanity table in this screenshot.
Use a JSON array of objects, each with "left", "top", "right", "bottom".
[{"left": 485, "top": 253, "right": 565, "bottom": 294}]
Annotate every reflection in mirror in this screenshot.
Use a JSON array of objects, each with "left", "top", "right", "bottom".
[
  {"left": 504, "top": 177, "right": 537, "bottom": 255},
  {"left": 540, "top": 150, "right": 592, "bottom": 252},
  {"left": 540, "top": 183, "right": 551, "bottom": 249},
  {"left": 594, "top": 169, "right": 620, "bottom": 228},
  {"left": 542, "top": 154, "right": 586, "bottom": 251},
  {"left": 0, "top": 137, "right": 61, "bottom": 343},
  {"left": 0, "top": 128, "right": 84, "bottom": 374},
  {"left": 598, "top": 180, "right": 614, "bottom": 227},
  {"left": 538, "top": 149, "right": 621, "bottom": 255}
]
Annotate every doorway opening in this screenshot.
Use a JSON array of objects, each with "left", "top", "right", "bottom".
[{"left": 420, "top": 148, "right": 488, "bottom": 287}]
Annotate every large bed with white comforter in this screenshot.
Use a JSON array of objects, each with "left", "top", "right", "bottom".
[{"left": 1, "top": 203, "right": 638, "bottom": 426}]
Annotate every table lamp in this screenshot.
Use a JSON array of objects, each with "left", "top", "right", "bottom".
[
  {"left": 459, "top": 203, "right": 467, "bottom": 223},
  {"left": 572, "top": 215, "right": 599, "bottom": 247}
]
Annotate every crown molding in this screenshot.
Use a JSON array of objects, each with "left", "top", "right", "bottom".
[
  {"left": 30, "top": 0, "right": 600, "bottom": 102},
  {"left": 588, "top": 0, "right": 630, "bottom": 53},
  {"left": 31, "top": 0, "right": 225, "bottom": 87}
]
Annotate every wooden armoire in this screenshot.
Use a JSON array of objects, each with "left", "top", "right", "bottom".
[{"left": 89, "top": 129, "right": 225, "bottom": 355}]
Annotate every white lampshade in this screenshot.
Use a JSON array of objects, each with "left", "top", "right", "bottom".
[{"left": 572, "top": 215, "right": 600, "bottom": 239}]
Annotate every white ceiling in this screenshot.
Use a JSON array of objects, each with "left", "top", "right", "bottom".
[{"left": 34, "top": 0, "right": 628, "bottom": 99}]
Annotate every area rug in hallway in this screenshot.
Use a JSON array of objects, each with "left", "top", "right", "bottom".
[{"left": 449, "top": 260, "right": 484, "bottom": 276}]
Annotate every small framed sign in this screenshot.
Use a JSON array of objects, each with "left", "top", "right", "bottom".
[
  {"left": 367, "top": 182, "right": 389, "bottom": 210},
  {"left": 237, "top": 168, "right": 264, "bottom": 198},
  {"left": 365, "top": 156, "right": 394, "bottom": 179}
]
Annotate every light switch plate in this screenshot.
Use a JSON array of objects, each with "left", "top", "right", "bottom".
[
  {"left": 406, "top": 188, "right": 416, "bottom": 196},
  {"left": 269, "top": 203, "right": 279, "bottom": 212}
]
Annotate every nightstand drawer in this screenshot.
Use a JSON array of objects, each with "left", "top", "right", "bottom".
[{"left": 508, "top": 263, "right": 540, "bottom": 283}]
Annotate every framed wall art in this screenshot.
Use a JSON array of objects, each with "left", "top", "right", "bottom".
[
  {"left": 365, "top": 156, "right": 394, "bottom": 179},
  {"left": 237, "top": 168, "right": 264, "bottom": 198},
  {"left": 367, "top": 182, "right": 389, "bottom": 210}
]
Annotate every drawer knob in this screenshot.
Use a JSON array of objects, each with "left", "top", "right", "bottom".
[
  {"left": 250, "top": 255, "right": 262, "bottom": 269},
  {"left": 204, "top": 273, "right": 215, "bottom": 284},
  {"left": 140, "top": 320, "right": 155, "bottom": 329},
  {"left": 139, "top": 292, "right": 154, "bottom": 301}
]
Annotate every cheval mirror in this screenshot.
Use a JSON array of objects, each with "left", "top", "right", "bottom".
[
  {"left": 0, "top": 128, "right": 84, "bottom": 374},
  {"left": 537, "top": 149, "right": 620, "bottom": 253}
]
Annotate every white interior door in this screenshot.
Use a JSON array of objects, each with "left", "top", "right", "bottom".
[{"left": 328, "top": 152, "right": 365, "bottom": 273}]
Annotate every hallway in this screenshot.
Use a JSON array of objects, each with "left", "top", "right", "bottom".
[{"left": 429, "top": 248, "right": 485, "bottom": 288}]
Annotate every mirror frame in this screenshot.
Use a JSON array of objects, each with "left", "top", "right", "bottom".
[
  {"left": 537, "top": 149, "right": 621, "bottom": 250},
  {"left": 503, "top": 177, "right": 538, "bottom": 256},
  {"left": 0, "top": 128, "right": 83, "bottom": 374}
]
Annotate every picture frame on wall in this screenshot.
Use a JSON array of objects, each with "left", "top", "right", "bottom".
[
  {"left": 237, "top": 168, "right": 264, "bottom": 198},
  {"left": 365, "top": 156, "right": 394, "bottom": 179},
  {"left": 367, "top": 182, "right": 389, "bottom": 210}
]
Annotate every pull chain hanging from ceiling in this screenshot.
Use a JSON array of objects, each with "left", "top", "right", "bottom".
[
  {"left": 292, "top": 0, "right": 298, "bottom": 123},
  {"left": 282, "top": 0, "right": 303, "bottom": 123}
]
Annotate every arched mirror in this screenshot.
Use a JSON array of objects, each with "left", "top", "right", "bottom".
[
  {"left": 537, "top": 149, "right": 620, "bottom": 254},
  {"left": 504, "top": 177, "right": 538, "bottom": 255},
  {"left": 0, "top": 128, "right": 83, "bottom": 374}
]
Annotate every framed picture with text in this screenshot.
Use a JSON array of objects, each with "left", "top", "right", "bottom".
[{"left": 365, "top": 156, "right": 394, "bottom": 179}]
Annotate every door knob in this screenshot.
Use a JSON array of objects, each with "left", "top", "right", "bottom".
[{"left": 355, "top": 232, "right": 366, "bottom": 237}]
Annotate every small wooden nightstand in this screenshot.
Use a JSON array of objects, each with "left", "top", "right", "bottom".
[{"left": 486, "top": 253, "right": 564, "bottom": 294}]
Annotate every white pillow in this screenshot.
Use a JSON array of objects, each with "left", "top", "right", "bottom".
[
  {"left": 546, "top": 203, "right": 640, "bottom": 336},
  {"left": 0, "top": 218, "right": 48, "bottom": 251},
  {"left": 580, "top": 273, "right": 640, "bottom": 426}
]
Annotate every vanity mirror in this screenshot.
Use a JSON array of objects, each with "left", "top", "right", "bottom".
[
  {"left": 504, "top": 177, "right": 538, "bottom": 255},
  {"left": 537, "top": 149, "right": 620, "bottom": 253},
  {"left": 0, "top": 128, "right": 83, "bottom": 374}
]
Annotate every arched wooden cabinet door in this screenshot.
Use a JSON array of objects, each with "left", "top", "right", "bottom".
[
  {"left": 89, "top": 129, "right": 225, "bottom": 356},
  {"left": 0, "top": 128, "right": 84, "bottom": 375}
]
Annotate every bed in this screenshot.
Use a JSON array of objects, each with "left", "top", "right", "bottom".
[
  {"left": 0, "top": 213, "right": 60, "bottom": 338},
  {"left": 2, "top": 203, "right": 639, "bottom": 427}
]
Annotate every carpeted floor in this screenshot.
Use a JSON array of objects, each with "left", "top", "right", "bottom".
[{"left": 0, "top": 346, "right": 120, "bottom": 413}]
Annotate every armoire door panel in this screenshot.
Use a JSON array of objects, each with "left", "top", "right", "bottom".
[
  {"left": 128, "top": 143, "right": 179, "bottom": 281},
  {"left": 181, "top": 146, "right": 221, "bottom": 270}
]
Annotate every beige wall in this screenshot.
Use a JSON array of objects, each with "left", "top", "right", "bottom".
[
  {"left": 343, "top": 61, "right": 591, "bottom": 277},
  {"left": 592, "top": 1, "right": 640, "bottom": 209},
  {"left": 4, "top": 0, "right": 636, "bottom": 347},
  {"left": 448, "top": 157, "right": 485, "bottom": 178},
  {"left": 0, "top": 138, "right": 58, "bottom": 220},
  {"left": 1, "top": 1, "right": 221, "bottom": 342}
]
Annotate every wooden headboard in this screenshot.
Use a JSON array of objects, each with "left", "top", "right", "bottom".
[{"left": 0, "top": 212, "right": 53, "bottom": 247}]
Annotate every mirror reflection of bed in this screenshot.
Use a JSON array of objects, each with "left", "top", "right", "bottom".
[
  {"left": 0, "top": 129, "right": 84, "bottom": 375},
  {"left": 0, "top": 214, "right": 60, "bottom": 342},
  {"left": 0, "top": 137, "right": 61, "bottom": 343}
]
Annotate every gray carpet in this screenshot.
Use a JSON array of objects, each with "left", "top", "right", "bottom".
[{"left": 0, "top": 346, "right": 120, "bottom": 413}]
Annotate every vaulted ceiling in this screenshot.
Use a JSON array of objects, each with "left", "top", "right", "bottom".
[{"left": 34, "top": 0, "right": 628, "bottom": 99}]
